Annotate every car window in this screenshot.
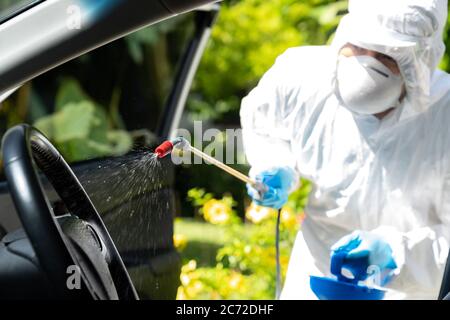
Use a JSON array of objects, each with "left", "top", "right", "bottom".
[
  {"left": 0, "top": 13, "right": 195, "bottom": 177},
  {"left": 0, "top": 0, "right": 43, "bottom": 23}
]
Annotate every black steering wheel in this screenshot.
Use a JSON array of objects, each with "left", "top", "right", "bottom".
[{"left": 1, "top": 124, "right": 138, "bottom": 300}]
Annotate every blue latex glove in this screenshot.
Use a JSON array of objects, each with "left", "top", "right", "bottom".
[
  {"left": 331, "top": 230, "right": 397, "bottom": 284},
  {"left": 247, "top": 167, "right": 295, "bottom": 209}
]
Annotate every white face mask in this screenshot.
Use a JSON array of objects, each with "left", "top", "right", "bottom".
[{"left": 336, "top": 55, "right": 403, "bottom": 115}]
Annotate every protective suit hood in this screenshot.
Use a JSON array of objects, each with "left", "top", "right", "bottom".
[{"left": 332, "top": 0, "right": 448, "bottom": 121}]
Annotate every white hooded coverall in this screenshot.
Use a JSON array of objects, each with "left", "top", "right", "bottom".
[{"left": 240, "top": 0, "right": 450, "bottom": 299}]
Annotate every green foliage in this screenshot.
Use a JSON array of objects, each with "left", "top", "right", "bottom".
[
  {"left": 286, "top": 178, "right": 313, "bottom": 213},
  {"left": 176, "top": 182, "right": 310, "bottom": 300},
  {"left": 0, "top": 0, "right": 23, "bottom": 15},
  {"left": 34, "top": 79, "right": 132, "bottom": 162},
  {"left": 125, "top": 16, "right": 182, "bottom": 64},
  {"left": 440, "top": 8, "right": 450, "bottom": 72},
  {"left": 188, "top": 0, "right": 347, "bottom": 121},
  {"left": 187, "top": 187, "right": 214, "bottom": 208}
]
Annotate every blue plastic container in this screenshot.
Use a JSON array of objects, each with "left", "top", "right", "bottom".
[
  {"left": 310, "top": 249, "right": 387, "bottom": 300},
  {"left": 310, "top": 276, "right": 386, "bottom": 300}
]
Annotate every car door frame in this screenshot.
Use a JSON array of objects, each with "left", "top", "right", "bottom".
[{"left": 0, "top": 1, "right": 221, "bottom": 231}]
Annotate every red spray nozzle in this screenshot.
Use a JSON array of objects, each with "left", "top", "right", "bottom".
[
  {"left": 155, "top": 137, "right": 188, "bottom": 158},
  {"left": 155, "top": 141, "right": 174, "bottom": 158}
]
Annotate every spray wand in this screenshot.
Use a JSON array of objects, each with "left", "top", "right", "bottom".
[
  {"left": 155, "top": 137, "right": 282, "bottom": 299},
  {"left": 155, "top": 137, "right": 268, "bottom": 198}
]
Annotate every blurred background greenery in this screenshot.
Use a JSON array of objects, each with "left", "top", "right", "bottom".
[{"left": 1, "top": 0, "right": 450, "bottom": 299}]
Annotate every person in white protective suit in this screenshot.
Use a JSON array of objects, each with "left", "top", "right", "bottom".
[{"left": 241, "top": 0, "right": 450, "bottom": 300}]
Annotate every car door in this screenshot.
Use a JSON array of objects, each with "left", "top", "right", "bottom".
[{"left": 0, "top": 0, "right": 219, "bottom": 299}]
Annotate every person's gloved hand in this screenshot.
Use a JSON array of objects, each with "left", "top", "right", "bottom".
[
  {"left": 331, "top": 230, "right": 397, "bottom": 283},
  {"left": 247, "top": 166, "right": 296, "bottom": 209}
]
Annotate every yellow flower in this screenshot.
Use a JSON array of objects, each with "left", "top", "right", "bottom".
[
  {"left": 210, "top": 291, "right": 221, "bottom": 300},
  {"left": 177, "top": 287, "right": 187, "bottom": 300},
  {"left": 245, "top": 202, "right": 276, "bottom": 224},
  {"left": 185, "top": 286, "right": 196, "bottom": 298},
  {"left": 173, "top": 234, "right": 188, "bottom": 251},
  {"left": 181, "top": 260, "right": 197, "bottom": 273},
  {"left": 193, "top": 281, "right": 203, "bottom": 291},
  {"left": 280, "top": 207, "right": 298, "bottom": 229},
  {"left": 186, "top": 280, "right": 204, "bottom": 297},
  {"left": 228, "top": 272, "right": 244, "bottom": 290},
  {"left": 180, "top": 274, "right": 191, "bottom": 286},
  {"left": 202, "top": 199, "right": 232, "bottom": 225}
]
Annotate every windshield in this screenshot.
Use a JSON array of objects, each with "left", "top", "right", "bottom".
[{"left": 0, "top": 0, "right": 43, "bottom": 23}]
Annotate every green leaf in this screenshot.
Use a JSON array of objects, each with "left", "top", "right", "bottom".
[
  {"left": 55, "top": 78, "right": 90, "bottom": 111},
  {"left": 53, "top": 101, "right": 95, "bottom": 142}
]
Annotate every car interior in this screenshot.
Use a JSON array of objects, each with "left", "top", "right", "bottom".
[{"left": 0, "top": 0, "right": 220, "bottom": 300}]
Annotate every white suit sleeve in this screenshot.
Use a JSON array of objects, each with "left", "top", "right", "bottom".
[
  {"left": 240, "top": 50, "right": 300, "bottom": 185},
  {"left": 372, "top": 177, "right": 450, "bottom": 296}
]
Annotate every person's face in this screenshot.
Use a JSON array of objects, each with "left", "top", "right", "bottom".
[
  {"left": 339, "top": 43, "right": 401, "bottom": 75},
  {"left": 338, "top": 43, "right": 405, "bottom": 119}
]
